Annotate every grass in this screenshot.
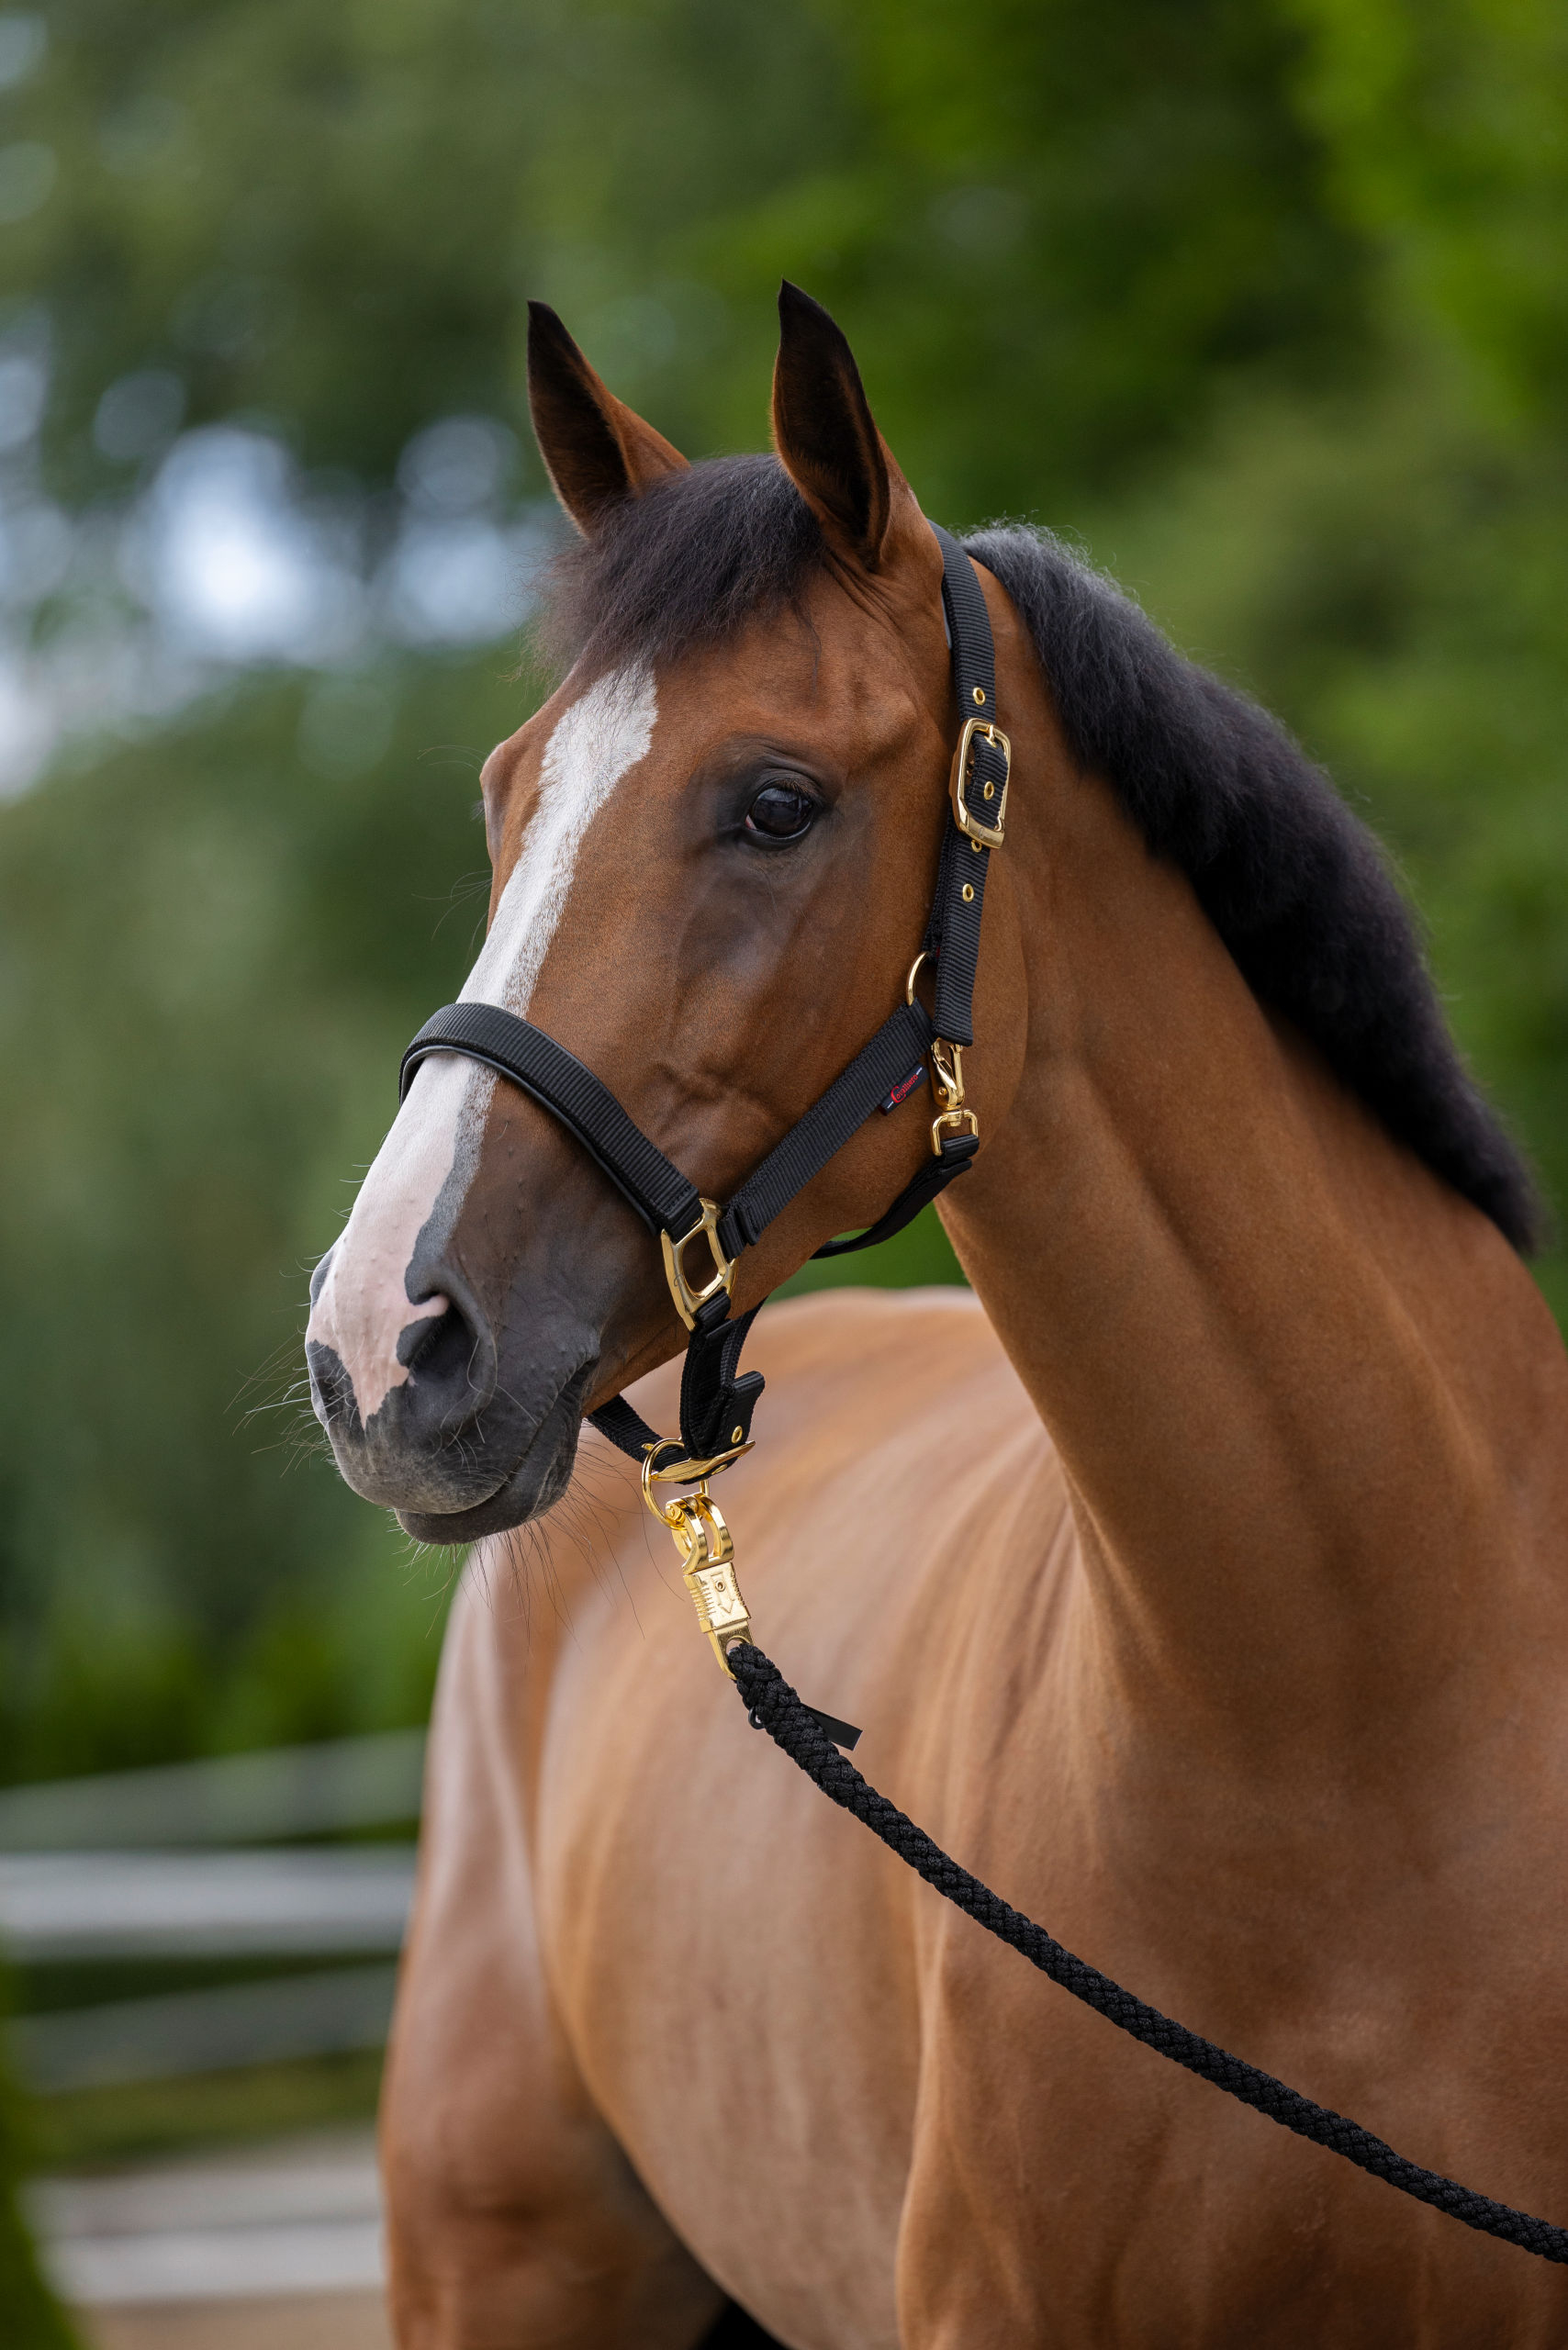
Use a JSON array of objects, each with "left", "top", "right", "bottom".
[{"left": 33, "top": 2051, "right": 386, "bottom": 2173}]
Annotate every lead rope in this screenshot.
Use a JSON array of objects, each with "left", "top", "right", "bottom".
[{"left": 721, "top": 1641, "right": 1568, "bottom": 2266}]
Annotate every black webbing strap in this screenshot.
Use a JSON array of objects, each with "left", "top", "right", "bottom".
[
  {"left": 398, "top": 524, "right": 1002, "bottom": 1470},
  {"left": 587, "top": 1297, "right": 768, "bottom": 1470},
  {"left": 812, "top": 1128, "right": 979, "bottom": 1259},
  {"left": 926, "top": 525, "right": 1004, "bottom": 1049},
  {"left": 399, "top": 1002, "right": 701, "bottom": 1241},
  {"left": 715, "top": 1001, "right": 935, "bottom": 1258},
  {"left": 681, "top": 1297, "right": 766, "bottom": 1458},
  {"left": 588, "top": 1393, "right": 671, "bottom": 1465}
]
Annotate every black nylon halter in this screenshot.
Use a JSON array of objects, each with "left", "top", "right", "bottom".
[{"left": 398, "top": 524, "right": 1009, "bottom": 1477}]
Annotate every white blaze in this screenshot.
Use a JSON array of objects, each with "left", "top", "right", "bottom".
[
  {"left": 308, "top": 666, "right": 657, "bottom": 1424},
  {"left": 462, "top": 665, "right": 658, "bottom": 1013}
]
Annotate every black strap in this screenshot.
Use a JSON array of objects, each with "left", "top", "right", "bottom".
[
  {"left": 588, "top": 1393, "right": 673, "bottom": 1466},
  {"left": 812, "top": 1129, "right": 978, "bottom": 1259},
  {"left": 680, "top": 1297, "right": 766, "bottom": 1458},
  {"left": 715, "top": 1001, "right": 935, "bottom": 1259},
  {"left": 926, "top": 526, "right": 1004, "bottom": 1050},
  {"left": 400, "top": 1002, "right": 701, "bottom": 1241}
]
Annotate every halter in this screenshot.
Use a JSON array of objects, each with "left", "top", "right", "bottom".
[{"left": 398, "top": 524, "right": 1007, "bottom": 1663}]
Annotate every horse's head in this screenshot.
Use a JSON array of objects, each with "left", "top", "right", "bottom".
[{"left": 306, "top": 286, "right": 1022, "bottom": 1539}]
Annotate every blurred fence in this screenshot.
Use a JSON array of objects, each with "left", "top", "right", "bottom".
[
  {"left": 29, "top": 2134, "right": 386, "bottom": 2316},
  {"left": 1, "top": 1735, "right": 421, "bottom": 2103}
]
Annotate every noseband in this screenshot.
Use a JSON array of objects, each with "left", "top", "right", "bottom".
[{"left": 399, "top": 524, "right": 1008, "bottom": 1613}]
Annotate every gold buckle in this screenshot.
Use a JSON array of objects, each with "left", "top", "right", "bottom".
[
  {"left": 929, "top": 1035, "right": 980, "bottom": 1157},
  {"left": 660, "top": 1197, "right": 735, "bottom": 1330},
  {"left": 949, "top": 716, "right": 1010, "bottom": 847},
  {"left": 641, "top": 1455, "right": 753, "bottom": 1676}
]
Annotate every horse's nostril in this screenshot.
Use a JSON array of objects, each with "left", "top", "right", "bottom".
[
  {"left": 308, "top": 1346, "right": 351, "bottom": 1427},
  {"left": 400, "top": 1301, "right": 482, "bottom": 1407}
]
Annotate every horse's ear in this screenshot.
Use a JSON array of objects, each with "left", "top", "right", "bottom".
[
  {"left": 771, "top": 282, "right": 924, "bottom": 574},
  {"left": 526, "top": 301, "right": 689, "bottom": 534}
]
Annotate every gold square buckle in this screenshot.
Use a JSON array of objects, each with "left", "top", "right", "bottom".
[
  {"left": 660, "top": 1197, "right": 735, "bottom": 1330},
  {"left": 949, "top": 716, "right": 1010, "bottom": 847}
]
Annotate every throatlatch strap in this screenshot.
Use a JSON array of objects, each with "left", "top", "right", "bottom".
[
  {"left": 812, "top": 1128, "right": 978, "bottom": 1259},
  {"left": 400, "top": 1002, "right": 701, "bottom": 1241}
]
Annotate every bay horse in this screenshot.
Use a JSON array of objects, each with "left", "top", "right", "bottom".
[{"left": 306, "top": 285, "right": 1568, "bottom": 2346}]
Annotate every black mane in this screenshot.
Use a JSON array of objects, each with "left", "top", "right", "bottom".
[{"left": 546, "top": 454, "right": 1540, "bottom": 1252}]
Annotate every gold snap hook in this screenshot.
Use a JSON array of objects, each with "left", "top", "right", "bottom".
[
  {"left": 928, "top": 1036, "right": 980, "bottom": 1157},
  {"left": 640, "top": 1453, "right": 754, "bottom": 1677}
]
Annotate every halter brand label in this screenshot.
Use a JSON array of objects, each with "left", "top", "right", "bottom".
[{"left": 879, "top": 1062, "right": 928, "bottom": 1114}]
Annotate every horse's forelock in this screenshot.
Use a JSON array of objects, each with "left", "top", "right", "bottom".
[{"left": 538, "top": 453, "right": 830, "bottom": 676}]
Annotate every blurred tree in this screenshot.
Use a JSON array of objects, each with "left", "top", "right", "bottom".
[
  {"left": 0, "top": 0, "right": 1562, "bottom": 1777},
  {"left": 1099, "top": 0, "right": 1568, "bottom": 1315},
  {"left": 1286, "top": 0, "right": 1568, "bottom": 424},
  {"left": 0, "top": 655, "right": 521, "bottom": 1774},
  {"left": 11, "top": 0, "right": 1362, "bottom": 513}
]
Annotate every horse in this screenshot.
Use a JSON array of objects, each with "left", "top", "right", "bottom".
[{"left": 305, "top": 284, "right": 1568, "bottom": 2346}]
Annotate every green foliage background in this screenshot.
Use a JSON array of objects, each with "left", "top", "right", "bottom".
[{"left": 0, "top": 0, "right": 1565, "bottom": 1778}]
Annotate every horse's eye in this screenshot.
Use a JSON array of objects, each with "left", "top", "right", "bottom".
[{"left": 745, "top": 782, "right": 816, "bottom": 842}]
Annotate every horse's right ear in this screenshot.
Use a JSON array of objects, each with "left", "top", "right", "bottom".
[
  {"left": 771, "top": 282, "right": 925, "bottom": 575},
  {"left": 526, "top": 302, "right": 689, "bottom": 535}
]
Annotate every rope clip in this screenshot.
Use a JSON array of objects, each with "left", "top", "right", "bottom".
[
  {"left": 929, "top": 1036, "right": 980, "bottom": 1157},
  {"left": 642, "top": 1454, "right": 753, "bottom": 1677}
]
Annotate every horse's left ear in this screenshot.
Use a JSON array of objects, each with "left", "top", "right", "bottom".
[
  {"left": 771, "top": 282, "right": 926, "bottom": 574},
  {"left": 526, "top": 301, "right": 689, "bottom": 535}
]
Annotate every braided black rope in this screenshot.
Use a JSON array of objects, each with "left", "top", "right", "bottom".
[{"left": 728, "top": 1643, "right": 1568, "bottom": 2266}]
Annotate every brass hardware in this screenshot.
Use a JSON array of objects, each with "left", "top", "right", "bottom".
[
  {"left": 905, "top": 948, "right": 932, "bottom": 1008},
  {"left": 961, "top": 883, "right": 974, "bottom": 902},
  {"left": 928, "top": 1035, "right": 979, "bottom": 1156},
  {"left": 949, "top": 716, "right": 1010, "bottom": 847},
  {"left": 934, "top": 1104, "right": 981, "bottom": 1148},
  {"left": 970, "top": 838, "right": 982, "bottom": 854},
  {"left": 731, "top": 1425, "right": 744, "bottom": 1444},
  {"left": 982, "top": 781, "right": 995, "bottom": 800},
  {"left": 971, "top": 685, "right": 986, "bottom": 706},
  {"left": 643, "top": 1438, "right": 753, "bottom": 1484},
  {"left": 642, "top": 1456, "right": 753, "bottom": 1675},
  {"left": 931, "top": 1035, "right": 964, "bottom": 1102},
  {"left": 660, "top": 1198, "right": 735, "bottom": 1331}
]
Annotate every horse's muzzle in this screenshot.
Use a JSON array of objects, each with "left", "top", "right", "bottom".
[{"left": 306, "top": 1244, "right": 594, "bottom": 1537}]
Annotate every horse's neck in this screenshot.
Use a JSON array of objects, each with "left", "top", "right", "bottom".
[{"left": 944, "top": 641, "right": 1568, "bottom": 1763}]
